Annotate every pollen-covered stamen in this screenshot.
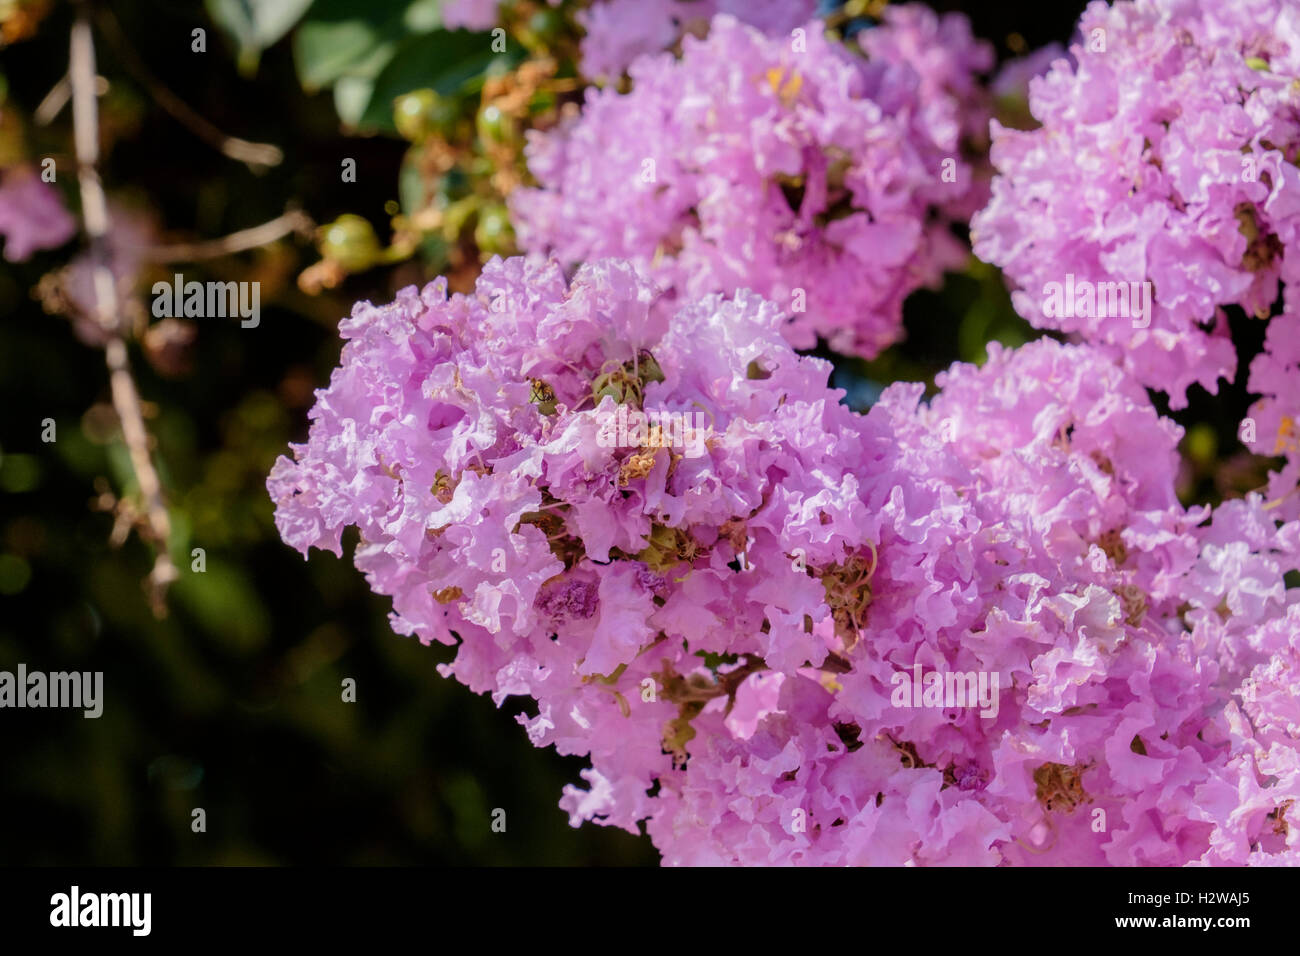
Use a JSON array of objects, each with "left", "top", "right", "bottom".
[
  {"left": 1274, "top": 416, "right": 1297, "bottom": 457},
  {"left": 818, "top": 545, "right": 878, "bottom": 648},
  {"left": 1117, "top": 582, "right": 1147, "bottom": 627},
  {"left": 718, "top": 517, "right": 748, "bottom": 553},
  {"left": 619, "top": 450, "right": 658, "bottom": 486},
  {"left": 1097, "top": 528, "right": 1128, "bottom": 566},
  {"left": 432, "top": 585, "right": 463, "bottom": 604},
  {"left": 615, "top": 419, "right": 673, "bottom": 486},
  {"left": 1089, "top": 449, "right": 1115, "bottom": 476},
  {"left": 763, "top": 66, "right": 803, "bottom": 107},
  {"left": 1269, "top": 800, "right": 1293, "bottom": 837},
  {"left": 1033, "top": 761, "right": 1094, "bottom": 813},
  {"left": 1236, "top": 202, "right": 1284, "bottom": 272},
  {"left": 432, "top": 469, "right": 457, "bottom": 504},
  {"left": 529, "top": 377, "right": 557, "bottom": 415}
]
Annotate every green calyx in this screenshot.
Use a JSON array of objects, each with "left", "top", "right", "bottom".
[
  {"left": 635, "top": 524, "right": 699, "bottom": 573},
  {"left": 590, "top": 350, "right": 665, "bottom": 408}
]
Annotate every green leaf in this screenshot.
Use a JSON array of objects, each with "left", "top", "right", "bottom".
[
  {"left": 358, "top": 29, "right": 514, "bottom": 132},
  {"left": 333, "top": 75, "right": 376, "bottom": 127},
  {"left": 171, "top": 558, "right": 272, "bottom": 655},
  {"left": 292, "top": 0, "right": 415, "bottom": 92},
  {"left": 206, "top": 0, "right": 316, "bottom": 75},
  {"left": 403, "top": 0, "right": 445, "bottom": 32}
]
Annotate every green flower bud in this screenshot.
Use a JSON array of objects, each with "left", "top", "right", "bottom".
[
  {"left": 476, "top": 103, "right": 519, "bottom": 148},
  {"left": 319, "top": 214, "right": 381, "bottom": 272},
  {"left": 394, "top": 89, "right": 458, "bottom": 143}
]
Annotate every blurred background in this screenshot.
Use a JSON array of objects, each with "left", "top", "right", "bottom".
[{"left": 3, "top": 0, "right": 1258, "bottom": 865}]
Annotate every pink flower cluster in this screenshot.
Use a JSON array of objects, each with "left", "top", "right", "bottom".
[
  {"left": 511, "top": 9, "right": 992, "bottom": 358},
  {"left": 269, "top": 259, "right": 1300, "bottom": 864},
  {"left": 269, "top": 256, "right": 880, "bottom": 806},
  {"left": 971, "top": 0, "right": 1300, "bottom": 509},
  {"left": 575, "top": 0, "right": 819, "bottom": 80},
  {"left": 439, "top": 0, "right": 503, "bottom": 32},
  {"left": 269, "top": 0, "right": 1300, "bottom": 867},
  {"left": 440, "top": 0, "right": 820, "bottom": 79},
  {"left": 1246, "top": 312, "right": 1300, "bottom": 522},
  {"left": 629, "top": 335, "right": 1300, "bottom": 865}
]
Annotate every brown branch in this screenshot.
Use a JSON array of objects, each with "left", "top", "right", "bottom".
[
  {"left": 35, "top": 73, "right": 109, "bottom": 126},
  {"left": 96, "top": 7, "right": 283, "bottom": 171},
  {"left": 70, "top": 9, "right": 177, "bottom": 616},
  {"left": 33, "top": 74, "right": 70, "bottom": 125},
  {"left": 144, "top": 208, "right": 315, "bottom": 263}
]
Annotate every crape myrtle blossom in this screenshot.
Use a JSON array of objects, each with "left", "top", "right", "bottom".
[
  {"left": 645, "top": 339, "right": 1300, "bottom": 865},
  {"left": 0, "top": 164, "right": 75, "bottom": 262},
  {"left": 269, "top": 256, "right": 881, "bottom": 840},
  {"left": 25, "top": 202, "right": 157, "bottom": 349},
  {"left": 577, "top": 0, "right": 822, "bottom": 80},
  {"left": 269, "top": 257, "right": 1300, "bottom": 865},
  {"left": 1245, "top": 309, "right": 1300, "bottom": 522},
  {"left": 1190, "top": 502, "right": 1300, "bottom": 864},
  {"left": 990, "top": 44, "right": 1068, "bottom": 106},
  {"left": 511, "top": 9, "right": 993, "bottom": 359},
  {"left": 971, "top": 0, "right": 1300, "bottom": 510},
  {"left": 440, "top": 0, "right": 502, "bottom": 32},
  {"left": 441, "top": 0, "right": 821, "bottom": 78}
]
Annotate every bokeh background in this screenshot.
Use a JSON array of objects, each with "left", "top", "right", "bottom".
[{"left": 3, "top": 0, "right": 1260, "bottom": 865}]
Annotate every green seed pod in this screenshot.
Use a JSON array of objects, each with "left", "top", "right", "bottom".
[
  {"left": 394, "top": 89, "right": 437, "bottom": 142},
  {"left": 394, "top": 89, "right": 459, "bottom": 143},
  {"left": 476, "top": 103, "right": 519, "bottom": 149},
  {"left": 318, "top": 214, "right": 382, "bottom": 272}
]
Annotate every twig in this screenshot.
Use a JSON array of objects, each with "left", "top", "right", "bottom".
[
  {"left": 144, "top": 208, "right": 315, "bottom": 262},
  {"left": 35, "top": 73, "right": 111, "bottom": 126},
  {"left": 96, "top": 7, "right": 282, "bottom": 171},
  {"left": 34, "top": 74, "right": 71, "bottom": 125},
  {"left": 70, "top": 9, "right": 178, "bottom": 616}
]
